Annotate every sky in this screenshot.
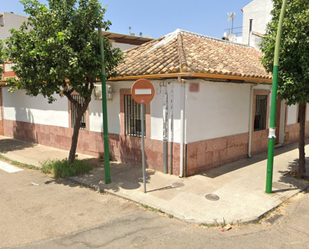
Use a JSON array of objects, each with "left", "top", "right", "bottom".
[{"left": 0, "top": 0, "right": 252, "bottom": 39}]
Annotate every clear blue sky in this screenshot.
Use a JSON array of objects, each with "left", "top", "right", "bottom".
[{"left": 0, "top": 0, "right": 252, "bottom": 39}]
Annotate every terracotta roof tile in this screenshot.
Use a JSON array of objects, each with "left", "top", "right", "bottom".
[{"left": 114, "top": 29, "right": 272, "bottom": 81}]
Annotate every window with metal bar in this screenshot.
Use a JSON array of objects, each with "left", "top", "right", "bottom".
[
  {"left": 254, "top": 95, "right": 268, "bottom": 131},
  {"left": 71, "top": 95, "right": 86, "bottom": 130},
  {"left": 124, "top": 94, "right": 145, "bottom": 137}
]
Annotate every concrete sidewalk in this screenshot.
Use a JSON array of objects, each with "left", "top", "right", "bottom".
[{"left": 0, "top": 135, "right": 308, "bottom": 225}]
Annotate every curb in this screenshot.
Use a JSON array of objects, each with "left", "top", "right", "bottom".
[{"left": 66, "top": 175, "right": 308, "bottom": 226}]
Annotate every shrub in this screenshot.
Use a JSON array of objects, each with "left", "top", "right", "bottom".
[{"left": 41, "top": 159, "right": 92, "bottom": 179}]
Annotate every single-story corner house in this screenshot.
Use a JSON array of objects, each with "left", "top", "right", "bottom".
[{"left": 0, "top": 29, "right": 308, "bottom": 176}]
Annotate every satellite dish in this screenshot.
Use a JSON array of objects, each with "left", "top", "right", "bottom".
[{"left": 227, "top": 34, "right": 237, "bottom": 42}]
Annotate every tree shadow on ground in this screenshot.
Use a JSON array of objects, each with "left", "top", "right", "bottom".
[
  {"left": 274, "top": 157, "right": 309, "bottom": 193},
  {"left": 0, "top": 138, "right": 36, "bottom": 153},
  {"left": 44, "top": 158, "right": 155, "bottom": 193}
]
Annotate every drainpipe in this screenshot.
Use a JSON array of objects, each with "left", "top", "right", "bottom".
[
  {"left": 163, "top": 84, "right": 168, "bottom": 174},
  {"left": 169, "top": 82, "right": 174, "bottom": 174},
  {"left": 179, "top": 76, "right": 186, "bottom": 177},
  {"left": 248, "top": 84, "right": 254, "bottom": 157}
]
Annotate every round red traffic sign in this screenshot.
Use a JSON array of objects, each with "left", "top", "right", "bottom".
[{"left": 131, "top": 79, "right": 155, "bottom": 104}]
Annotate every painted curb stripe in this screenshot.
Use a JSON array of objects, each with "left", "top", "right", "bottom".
[{"left": 0, "top": 161, "right": 23, "bottom": 173}]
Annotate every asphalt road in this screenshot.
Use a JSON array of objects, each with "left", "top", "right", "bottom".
[{"left": 1, "top": 165, "right": 309, "bottom": 249}]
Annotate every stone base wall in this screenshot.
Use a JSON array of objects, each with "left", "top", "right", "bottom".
[
  {"left": 0, "top": 120, "right": 3, "bottom": 136},
  {"left": 251, "top": 129, "right": 269, "bottom": 154},
  {"left": 3, "top": 120, "right": 181, "bottom": 174},
  {"left": 284, "top": 121, "right": 309, "bottom": 145},
  {"left": 5, "top": 119, "right": 309, "bottom": 176},
  {"left": 186, "top": 133, "right": 250, "bottom": 176}
]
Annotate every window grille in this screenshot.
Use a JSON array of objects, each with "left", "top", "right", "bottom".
[
  {"left": 124, "top": 94, "right": 145, "bottom": 137},
  {"left": 71, "top": 95, "right": 86, "bottom": 130},
  {"left": 254, "top": 95, "right": 268, "bottom": 131}
]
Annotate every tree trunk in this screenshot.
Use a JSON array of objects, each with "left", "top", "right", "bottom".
[
  {"left": 68, "top": 97, "right": 91, "bottom": 164},
  {"left": 298, "top": 102, "right": 306, "bottom": 178},
  {"left": 68, "top": 107, "right": 83, "bottom": 164}
]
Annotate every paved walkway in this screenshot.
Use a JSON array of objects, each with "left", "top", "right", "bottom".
[{"left": 0, "top": 135, "right": 308, "bottom": 225}]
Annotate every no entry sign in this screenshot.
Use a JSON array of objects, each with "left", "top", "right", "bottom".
[
  {"left": 131, "top": 79, "right": 154, "bottom": 194},
  {"left": 131, "top": 79, "right": 155, "bottom": 104}
]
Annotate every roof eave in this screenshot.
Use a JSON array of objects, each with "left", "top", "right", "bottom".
[{"left": 109, "top": 72, "right": 272, "bottom": 84}]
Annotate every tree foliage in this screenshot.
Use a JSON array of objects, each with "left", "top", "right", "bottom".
[
  {"left": 261, "top": 0, "right": 309, "bottom": 105},
  {"left": 260, "top": 0, "right": 309, "bottom": 178},
  {"left": 6, "top": 0, "right": 123, "bottom": 163}
]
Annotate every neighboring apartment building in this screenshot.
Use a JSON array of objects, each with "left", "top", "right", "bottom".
[
  {"left": 1, "top": 12, "right": 28, "bottom": 80},
  {"left": 0, "top": 12, "right": 28, "bottom": 41},
  {"left": 102, "top": 31, "right": 152, "bottom": 51},
  {"left": 1, "top": 12, "right": 152, "bottom": 78},
  {"left": 241, "top": 0, "right": 273, "bottom": 48}
]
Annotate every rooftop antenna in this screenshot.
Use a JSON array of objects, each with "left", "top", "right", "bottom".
[
  {"left": 129, "top": 26, "right": 135, "bottom": 36},
  {"left": 227, "top": 12, "right": 236, "bottom": 34}
]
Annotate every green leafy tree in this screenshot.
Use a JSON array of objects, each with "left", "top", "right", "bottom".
[
  {"left": 6, "top": 0, "right": 123, "bottom": 164},
  {"left": 260, "top": 0, "right": 309, "bottom": 178}
]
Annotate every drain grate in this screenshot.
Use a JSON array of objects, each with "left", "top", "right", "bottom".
[
  {"left": 172, "top": 182, "right": 185, "bottom": 188},
  {"left": 205, "top": 194, "right": 220, "bottom": 201}
]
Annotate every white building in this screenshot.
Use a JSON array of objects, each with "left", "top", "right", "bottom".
[
  {"left": 102, "top": 31, "right": 152, "bottom": 51},
  {"left": 3, "top": 29, "right": 304, "bottom": 176},
  {"left": 0, "top": 12, "right": 28, "bottom": 41},
  {"left": 241, "top": 0, "right": 273, "bottom": 48}
]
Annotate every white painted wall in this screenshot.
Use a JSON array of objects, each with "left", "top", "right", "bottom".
[
  {"left": 185, "top": 80, "right": 252, "bottom": 143},
  {"left": 91, "top": 80, "right": 183, "bottom": 143},
  {"left": 112, "top": 42, "right": 137, "bottom": 51},
  {"left": 2, "top": 88, "right": 69, "bottom": 127},
  {"left": 149, "top": 81, "right": 183, "bottom": 143},
  {"left": 287, "top": 103, "right": 309, "bottom": 123},
  {"left": 287, "top": 104, "right": 298, "bottom": 125},
  {"left": 242, "top": 0, "right": 273, "bottom": 45},
  {"left": 249, "top": 33, "right": 263, "bottom": 50},
  {"left": 89, "top": 81, "right": 126, "bottom": 134},
  {"left": 1, "top": 79, "right": 274, "bottom": 145},
  {"left": 0, "top": 12, "right": 28, "bottom": 40}
]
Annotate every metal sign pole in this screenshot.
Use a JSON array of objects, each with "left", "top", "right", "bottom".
[
  {"left": 141, "top": 104, "right": 146, "bottom": 193},
  {"left": 131, "top": 79, "right": 155, "bottom": 194}
]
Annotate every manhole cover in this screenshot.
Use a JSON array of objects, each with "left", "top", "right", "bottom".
[
  {"left": 205, "top": 194, "right": 220, "bottom": 201},
  {"left": 172, "top": 182, "right": 185, "bottom": 188}
]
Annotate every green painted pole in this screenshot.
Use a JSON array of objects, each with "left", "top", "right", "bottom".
[
  {"left": 97, "top": 18, "right": 111, "bottom": 184},
  {"left": 266, "top": 0, "right": 287, "bottom": 193}
]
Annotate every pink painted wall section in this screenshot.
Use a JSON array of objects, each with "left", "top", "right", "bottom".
[
  {"left": 4, "top": 120, "right": 309, "bottom": 176},
  {"left": 186, "top": 133, "right": 249, "bottom": 176},
  {"left": 285, "top": 121, "right": 309, "bottom": 144},
  {"left": 3, "top": 119, "right": 180, "bottom": 174},
  {"left": 251, "top": 129, "right": 269, "bottom": 154}
]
